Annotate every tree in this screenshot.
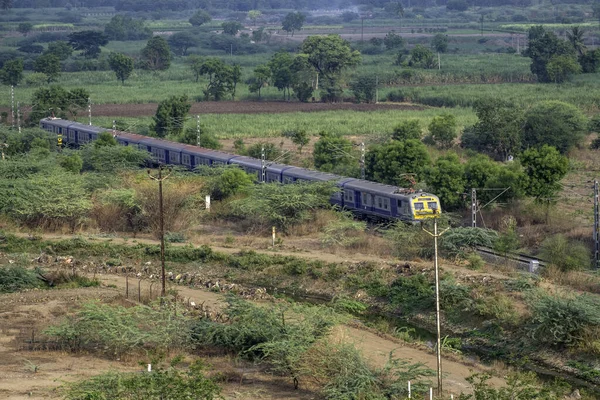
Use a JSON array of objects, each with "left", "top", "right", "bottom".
[
  {"left": 68, "top": 30, "right": 109, "bottom": 58},
  {"left": 268, "top": 52, "right": 294, "bottom": 101},
  {"left": 524, "top": 26, "right": 577, "bottom": 83},
  {"left": 282, "top": 129, "right": 309, "bottom": 153},
  {"left": 141, "top": 36, "right": 171, "bottom": 71},
  {"left": 168, "top": 31, "right": 197, "bottom": 56},
  {"left": 95, "top": 131, "right": 118, "bottom": 147},
  {"left": 289, "top": 55, "right": 314, "bottom": 103},
  {"left": 313, "top": 132, "right": 356, "bottom": 174},
  {"left": 28, "top": 85, "right": 89, "bottom": 124},
  {"left": 521, "top": 145, "right": 568, "bottom": 203},
  {"left": 545, "top": 54, "right": 581, "bottom": 83},
  {"left": 431, "top": 33, "right": 448, "bottom": 53},
  {"left": 45, "top": 41, "right": 72, "bottom": 60},
  {"left": 425, "top": 152, "right": 465, "bottom": 210},
  {"left": 350, "top": 75, "right": 377, "bottom": 104},
  {"left": 282, "top": 12, "right": 305, "bottom": 36},
  {"left": 0, "top": 58, "right": 23, "bottom": 86},
  {"left": 566, "top": 26, "right": 586, "bottom": 56},
  {"left": 252, "top": 27, "right": 266, "bottom": 43},
  {"left": 408, "top": 45, "right": 435, "bottom": 69},
  {"left": 247, "top": 64, "right": 271, "bottom": 99},
  {"left": 199, "top": 58, "right": 235, "bottom": 101},
  {"left": 181, "top": 126, "right": 221, "bottom": 149},
  {"left": 383, "top": 30, "right": 405, "bottom": 50},
  {"left": 189, "top": 10, "right": 211, "bottom": 27},
  {"left": 522, "top": 100, "right": 587, "bottom": 154},
  {"left": 247, "top": 10, "right": 261, "bottom": 25},
  {"left": 17, "top": 22, "right": 33, "bottom": 36},
  {"left": 461, "top": 99, "right": 524, "bottom": 161},
  {"left": 428, "top": 113, "right": 457, "bottom": 148},
  {"left": 300, "top": 35, "right": 361, "bottom": 102},
  {"left": 33, "top": 53, "right": 61, "bottom": 83},
  {"left": 579, "top": 49, "right": 600, "bottom": 73},
  {"left": 108, "top": 52, "right": 134, "bottom": 84},
  {"left": 365, "top": 139, "right": 431, "bottom": 186},
  {"left": 447, "top": 0, "right": 468, "bottom": 11},
  {"left": 392, "top": 120, "right": 422, "bottom": 141},
  {"left": 221, "top": 21, "right": 243, "bottom": 36},
  {"left": 1, "top": 0, "right": 12, "bottom": 11},
  {"left": 384, "top": 1, "right": 404, "bottom": 28},
  {"left": 152, "top": 95, "right": 191, "bottom": 138},
  {"left": 104, "top": 14, "right": 151, "bottom": 41},
  {"left": 188, "top": 55, "right": 204, "bottom": 83}
]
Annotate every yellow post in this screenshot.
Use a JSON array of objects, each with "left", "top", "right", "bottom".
[{"left": 272, "top": 226, "right": 276, "bottom": 247}]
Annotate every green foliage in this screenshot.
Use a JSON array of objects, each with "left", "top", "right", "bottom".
[
  {"left": 65, "top": 361, "right": 221, "bottom": 400},
  {"left": 389, "top": 275, "right": 434, "bottom": 312},
  {"left": 229, "top": 182, "right": 336, "bottom": 232},
  {"left": 522, "top": 100, "right": 588, "bottom": 154},
  {"left": 180, "top": 127, "right": 222, "bottom": 149},
  {"left": 199, "top": 58, "right": 237, "bottom": 101},
  {"left": 540, "top": 234, "right": 590, "bottom": 271},
  {"left": 462, "top": 99, "right": 524, "bottom": 161},
  {"left": 579, "top": 48, "right": 600, "bottom": 73},
  {"left": 313, "top": 132, "right": 356, "bottom": 174},
  {"left": 189, "top": 10, "right": 211, "bottom": 27},
  {"left": 350, "top": 75, "right": 377, "bottom": 104},
  {"left": 458, "top": 372, "right": 565, "bottom": 400},
  {"left": 282, "top": 12, "right": 305, "bottom": 36},
  {"left": 168, "top": 31, "right": 198, "bottom": 57},
  {"left": 33, "top": 53, "right": 61, "bottom": 83},
  {"left": 282, "top": 128, "right": 309, "bottom": 153},
  {"left": 320, "top": 212, "right": 367, "bottom": 248},
  {"left": 95, "top": 132, "right": 118, "bottom": 147},
  {"left": 383, "top": 30, "right": 405, "bottom": 51},
  {"left": 428, "top": 113, "right": 457, "bottom": 148},
  {"left": 589, "top": 114, "right": 600, "bottom": 133},
  {"left": 440, "top": 227, "right": 498, "bottom": 258},
  {"left": 247, "top": 64, "right": 271, "bottom": 98},
  {"left": 268, "top": 51, "right": 294, "bottom": 100},
  {"left": 383, "top": 222, "right": 431, "bottom": 259},
  {"left": 425, "top": 152, "right": 465, "bottom": 210},
  {"left": 28, "top": 85, "right": 89, "bottom": 124},
  {"left": 365, "top": 139, "right": 431, "bottom": 186},
  {"left": 58, "top": 153, "right": 83, "bottom": 173},
  {"left": 546, "top": 54, "right": 581, "bottom": 83},
  {"left": 0, "top": 127, "right": 54, "bottom": 156},
  {"left": 108, "top": 52, "right": 134, "bottom": 84},
  {"left": 521, "top": 145, "right": 569, "bottom": 202},
  {"left": 45, "top": 41, "right": 73, "bottom": 60},
  {"left": 0, "top": 58, "right": 24, "bottom": 86},
  {"left": 527, "top": 291, "right": 600, "bottom": 348},
  {"left": 246, "top": 142, "right": 286, "bottom": 162},
  {"left": 0, "top": 266, "right": 41, "bottom": 293},
  {"left": 45, "top": 301, "right": 191, "bottom": 356},
  {"left": 141, "top": 36, "right": 171, "bottom": 71},
  {"left": 431, "top": 33, "right": 449, "bottom": 53},
  {"left": 525, "top": 25, "right": 578, "bottom": 83},
  {"left": 392, "top": 119, "right": 422, "bottom": 141},
  {"left": 221, "top": 21, "right": 243, "bottom": 36},
  {"left": 206, "top": 167, "right": 254, "bottom": 200},
  {"left": 68, "top": 30, "right": 108, "bottom": 59},
  {"left": 152, "top": 95, "right": 191, "bottom": 138},
  {"left": 408, "top": 45, "right": 435, "bottom": 69},
  {"left": 104, "top": 14, "right": 151, "bottom": 41},
  {"left": 81, "top": 144, "right": 148, "bottom": 172}
]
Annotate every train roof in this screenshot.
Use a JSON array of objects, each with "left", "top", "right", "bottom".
[
  {"left": 229, "top": 156, "right": 262, "bottom": 169},
  {"left": 136, "top": 136, "right": 188, "bottom": 152},
  {"left": 283, "top": 167, "right": 342, "bottom": 182},
  {"left": 343, "top": 179, "right": 417, "bottom": 196},
  {"left": 42, "top": 118, "right": 77, "bottom": 128}
]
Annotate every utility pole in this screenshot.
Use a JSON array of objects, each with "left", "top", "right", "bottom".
[
  {"left": 422, "top": 217, "right": 449, "bottom": 397},
  {"left": 10, "top": 85, "right": 15, "bottom": 129},
  {"left": 147, "top": 166, "right": 172, "bottom": 297},
  {"left": 88, "top": 98, "right": 92, "bottom": 126},
  {"left": 361, "top": 17, "right": 364, "bottom": 42},
  {"left": 375, "top": 75, "right": 379, "bottom": 103},
  {"left": 196, "top": 115, "right": 200, "bottom": 146},
  {"left": 16, "top": 102, "right": 21, "bottom": 133},
  {"left": 261, "top": 145, "right": 266, "bottom": 183},
  {"left": 360, "top": 142, "right": 365, "bottom": 180},
  {"left": 1, "top": 143, "right": 7, "bottom": 160},
  {"left": 112, "top": 120, "right": 116, "bottom": 137},
  {"left": 471, "top": 188, "right": 477, "bottom": 228},
  {"left": 594, "top": 180, "right": 599, "bottom": 268}
]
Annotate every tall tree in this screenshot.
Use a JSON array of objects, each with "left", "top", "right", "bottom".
[
  {"left": 104, "top": 14, "right": 151, "bottom": 41},
  {"left": 168, "top": 31, "right": 197, "bottom": 56},
  {"left": 108, "top": 52, "right": 134, "bottom": 84},
  {"left": 521, "top": 145, "right": 568, "bottom": 204},
  {"left": 300, "top": 35, "right": 361, "bottom": 102},
  {"left": 0, "top": 58, "right": 23, "bottom": 86},
  {"left": 221, "top": 21, "right": 243, "bottom": 36},
  {"left": 282, "top": 12, "right": 305, "bottom": 36},
  {"left": 28, "top": 85, "right": 89, "bottom": 124},
  {"left": 431, "top": 33, "right": 449, "bottom": 53},
  {"left": 524, "top": 26, "right": 577, "bottom": 83},
  {"left": 68, "top": 30, "right": 109, "bottom": 58},
  {"left": 408, "top": 45, "right": 435, "bottom": 69},
  {"left": 248, "top": 64, "right": 271, "bottom": 99},
  {"left": 187, "top": 55, "right": 204, "bottom": 83},
  {"left": 33, "top": 53, "right": 61, "bottom": 83},
  {"left": 141, "top": 36, "right": 171, "bottom": 71},
  {"left": 566, "top": 26, "right": 586, "bottom": 56},
  {"left": 247, "top": 10, "right": 261, "bottom": 26},
  {"left": 199, "top": 58, "right": 235, "bottom": 101},
  {"left": 365, "top": 139, "right": 431, "bottom": 186},
  {"left": 313, "top": 132, "right": 356, "bottom": 174},
  {"left": 17, "top": 22, "right": 33, "bottom": 36},
  {"left": 425, "top": 152, "right": 465, "bottom": 210},
  {"left": 152, "top": 95, "right": 191, "bottom": 138},
  {"left": 268, "top": 51, "right": 294, "bottom": 101},
  {"left": 189, "top": 10, "right": 211, "bottom": 27},
  {"left": 45, "top": 41, "right": 72, "bottom": 60}
]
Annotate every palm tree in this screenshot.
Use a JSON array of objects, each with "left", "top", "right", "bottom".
[{"left": 567, "top": 26, "right": 586, "bottom": 56}]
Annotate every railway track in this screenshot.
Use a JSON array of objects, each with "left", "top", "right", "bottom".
[{"left": 475, "top": 246, "right": 546, "bottom": 272}]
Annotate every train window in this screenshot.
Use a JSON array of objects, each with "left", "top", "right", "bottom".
[
  {"left": 414, "top": 202, "right": 424, "bottom": 210},
  {"left": 213, "top": 161, "right": 224, "bottom": 165},
  {"left": 428, "top": 202, "right": 438, "bottom": 210},
  {"left": 344, "top": 190, "right": 354, "bottom": 202},
  {"left": 182, "top": 154, "right": 191, "bottom": 165},
  {"left": 170, "top": 151, "right": 180, "bottom": 164},
  {"left": 283, "top": 176, "right": 294, "bottom": 184},
  {"left": 361, "top": 192, "right": 372, "bottom": 207},
  {"left": 267, "top": 173, "right": 279, "bottom": 182}
]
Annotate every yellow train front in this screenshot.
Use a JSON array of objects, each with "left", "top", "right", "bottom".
[{"left": 408, "top": 194, "right": 442, "bottom": 220}]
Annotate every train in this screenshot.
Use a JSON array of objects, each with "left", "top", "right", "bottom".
[{"left": 40, "top": 117, "right": 441, "bottom": 222}]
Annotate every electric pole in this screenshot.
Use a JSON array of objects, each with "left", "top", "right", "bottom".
[
  {"left": 10, "top": 85, "right": 15, "bottom": 129},
  {"left": 360, "top": 142, "right": 365, "bottom": 180},
  {"left": 471, "top": 188, "right": 477, "bottom": 228},
  {"left": 196, "top": 115, "right": 201, "bottom": 146},
  {"left": 1, "top": 143, "right": 7, "bottom": 160},
  {"left": 148, "top": 166, "right": 172, "bottom": 297},
  {"left": 422, "top": 217, "right": 449, "bottom": 397},
  {"left": 16, "top": 102, "right": 21, "bottom": 133},
  {"left": 88, "top": 98, "right": 92, "bottom": 126},
  {"left": 261, "top": 145, "right": 266, "bottom": 183},
  {"left": 361, "top": 17, "right": 364, "bottom": 42},
  {"left": 112, "top": 120, "right": 116, "bottom": 137},
  {"left": 594, "top": 180, "right": 599, "bottom": 268}
]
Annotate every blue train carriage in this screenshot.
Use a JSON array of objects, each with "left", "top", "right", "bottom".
[{"left": 340, "top": 179, "right": 441, "bottom": 221}]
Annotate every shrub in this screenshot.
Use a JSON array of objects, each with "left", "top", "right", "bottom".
[
  {"left": 391, "top": 119, "right": 422, "bottom": 141},
  {"left": 527, "top": 291, "right": 600, "bottom": 348},
  {"left": 320, "top": 212, "right": 366, "bottom": 248},
  {"left": 0, "top": 266, "right": 41, "bottom": 293},
  {"left": 206, "top": 167, "right": 254, "bottom": 200},
  {"left": 539, "top": 234, "right": 590, "bottom": 271},
  {"left": 389, "top": 275, "right": 434, "bottom": 312},
  {"left": 440, "top": 227, "right": 497, "bottom": 258}
]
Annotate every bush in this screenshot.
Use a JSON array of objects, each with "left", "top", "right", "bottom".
[
  {"left": 391, "top": 119, "right": 422, "bottom": 141},
  {"left": 440, "top": 227, "right": 497, "bottom": 258},
  {"left": 527, "top": 291, "right": 600, "bottom": 348},
  {"left": 206, "top": 167, "right": 254, "bottom": 200},
  {"left": 539, "top": 234, "right": 590, "bottom": 271},
  {"left": 0, "top": 266, "right": 41, "bottom": 293},
  {"left": 389, "top": 275, "right": 434, "bottom": 312}
]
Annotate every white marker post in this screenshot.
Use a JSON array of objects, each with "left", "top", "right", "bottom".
[
  {"left": 272, "top": 226, "right": 276, "bottom": 246},
  {"left": 205, "top": 195, "right": 211, "bottom": 211},
  {"left": 408, "top": 381, "right": 411, "bottom": 398},
  {"left": 147, "top": 364, "right": 152, "bottom": 372}
]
